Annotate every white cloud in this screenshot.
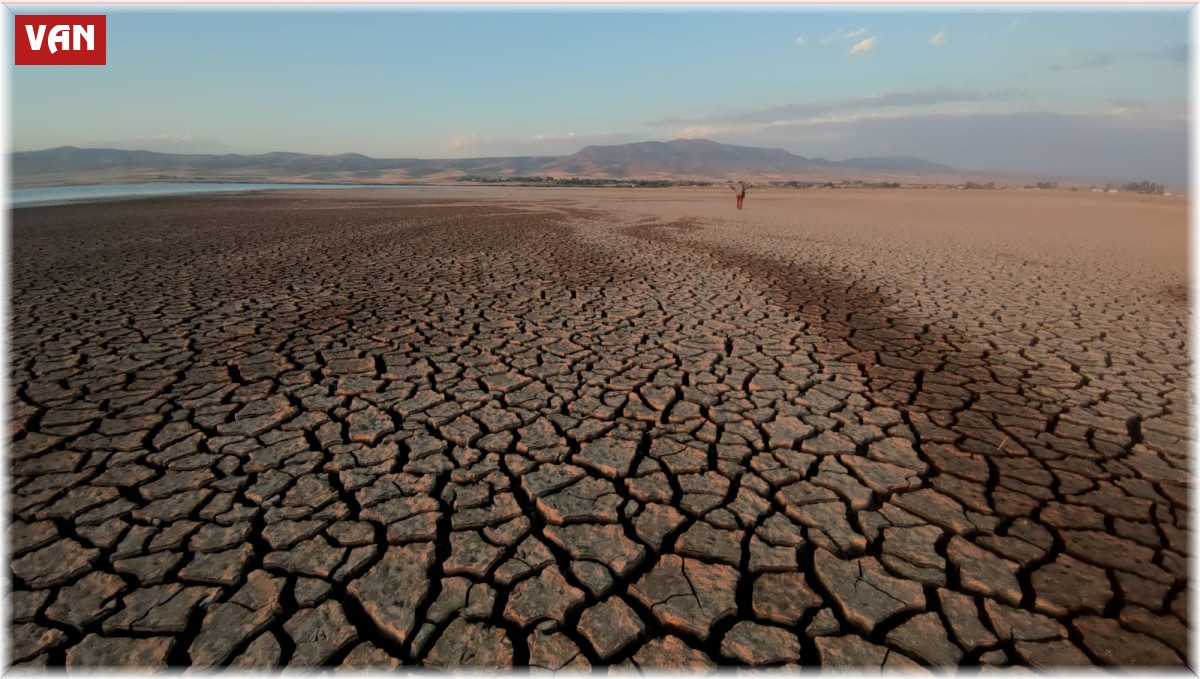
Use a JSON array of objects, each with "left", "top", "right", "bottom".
[
  {"left": 794, "top": 36, "right": 806, "bottom": 47},
  {"left": 680, "top": 126, "right": 716, "bottom": 139},
  {"left": 444, "top": 133, "right": 488, "bottom": 151},
  {"left": 820, "top": 27, "right": 869, "bottom": 44},
  {"left": 650, "top": 86, "right": 1030, "bottom": 127},
  {"left": 1105, "top": 97, "right": 1149, "bottom": 115},
  {"left": 930, "top": 31, "right": 947, "bottom": 46},
  {"left": 850, "top": 37, "right": 877, "bottom": 55}
]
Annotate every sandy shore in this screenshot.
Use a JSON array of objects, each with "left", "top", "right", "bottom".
[{"left": 8, "top": 187, "right": 1189, "bottom": 668}]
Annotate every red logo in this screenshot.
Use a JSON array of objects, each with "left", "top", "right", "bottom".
[{"left": 15, "top": 15, "right": 106, "bottom": 65}]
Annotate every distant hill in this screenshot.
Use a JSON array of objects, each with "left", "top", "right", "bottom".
[
  {"left": 12, "top": 139, "right": 967, "bottom": 187},
  {"left": 554, "top": 139, "right": 956, "bottom": 179}
]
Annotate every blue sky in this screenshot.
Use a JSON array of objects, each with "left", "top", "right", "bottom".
[{"left": 9, "top": 7, "right": 1190, "bottom": 182}]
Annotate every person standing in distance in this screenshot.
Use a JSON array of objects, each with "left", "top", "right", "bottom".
[{"left": 731, "top": 180, "right": 747, "bottom": 209}]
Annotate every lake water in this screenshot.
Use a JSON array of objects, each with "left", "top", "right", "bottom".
[{"left": 10, "top": 182, "right": 406, "bottom": 208}]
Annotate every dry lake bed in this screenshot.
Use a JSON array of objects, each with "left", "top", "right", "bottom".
[{"left": 7, "top": 186, "right": 1191, "bottom": 668}]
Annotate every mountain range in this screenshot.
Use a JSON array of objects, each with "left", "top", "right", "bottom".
[{"left": 13, "top": 138, "right": 979, "bottom": 187}]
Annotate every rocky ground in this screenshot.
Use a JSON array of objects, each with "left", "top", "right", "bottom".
[{"left": 7, "top": 187, "right": 1191, "bottom": 669}]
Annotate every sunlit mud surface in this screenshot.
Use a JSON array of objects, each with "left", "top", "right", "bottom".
[{"left": 8, "top": 187, "right": 1190, "bottom": 668}]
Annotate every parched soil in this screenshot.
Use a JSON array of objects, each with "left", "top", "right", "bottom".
[{"left": 7, "top": 187, "right": 1190, "bottom": 669}]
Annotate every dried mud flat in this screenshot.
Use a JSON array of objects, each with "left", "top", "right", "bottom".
[{"left": 8, "top": 187, "right": 1191, "bottom": 669}]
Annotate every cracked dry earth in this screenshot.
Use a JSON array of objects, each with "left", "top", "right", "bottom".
[{"left": 8, "top": 188, "right": 1192, "bottom": 670}]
